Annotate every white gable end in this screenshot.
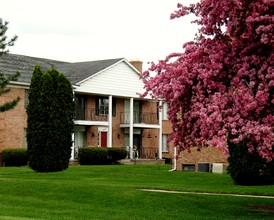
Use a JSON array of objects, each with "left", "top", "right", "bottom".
[{"left": 74, "top": 60, "right": 147, "bottom": 98}]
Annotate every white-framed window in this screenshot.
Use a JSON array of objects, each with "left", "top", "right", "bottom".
[
  {"left": 162, "top": 134, "right": 168, "bottom": 152},
  {"left": 162, "top": 102, "right": 168, "bottom": 120},
  {"left": 96, "top": 96, "right": 116, "bottom": 116},
  {"left": 97, "top": 97, "right": 109, "bottom": 115}
]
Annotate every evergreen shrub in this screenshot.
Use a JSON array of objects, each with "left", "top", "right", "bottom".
[
  {"left": 27, "top": 66, "right": 74, "bottom": 172},
  {"left": 107, "top": 148, "right": 127, "bottom": 163},
  {"left": 79, "top": 147, "right": 127, "bottom": 165},
  {"left": 2, "top": 148, "right": 28, "bottom": 166},
  {"left": 78, "top": 147, "right": 108, "bottom": 165}
]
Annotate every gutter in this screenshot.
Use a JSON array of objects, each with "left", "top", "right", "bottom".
[{"left": 9, "top": 81, "right": 30, "bottom": 88}]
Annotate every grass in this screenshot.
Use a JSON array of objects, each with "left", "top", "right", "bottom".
[{"left": 0, "top": 165, "right": 273, "bottom": 219}]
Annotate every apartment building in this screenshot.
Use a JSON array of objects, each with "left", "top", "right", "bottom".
[
  {"left": 0, "top": 53, "right": 171, "bottom": 162},
  {"left": 0, "top": 53, "right": 227, "bottom": 169}
]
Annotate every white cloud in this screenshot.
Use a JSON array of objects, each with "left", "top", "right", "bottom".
[{"left": 2, "top": 0, "right": 199, "bottom": 70}]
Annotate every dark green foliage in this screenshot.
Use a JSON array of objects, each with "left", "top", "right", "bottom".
[
  {"left": 0, "top": 19, "right": 20, "bottom": 112},
  {"left": 78, "top": 147, "right": 108, "bottom": 165},
  {"left": 107, "top": 147, "right": 127, "bottom": 163},
  {"left": 2, "top": 148, "right": 28, "bottom": 166},
  {"left": 227, "top": 139, "right": 274, "bottom": 185},
  {"left": 78, "top": 147, "right": 127, "bottom": 165},
  {"left": 27, "top": 66, "right": 74, "bottom": 172}
]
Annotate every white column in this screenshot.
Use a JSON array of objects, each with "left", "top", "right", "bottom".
[
  {"left": 71, "top": 132, "right": 75, "bottom": 160},
  {"left": 71, "top": 90, "right": 75, "bottom": 160},
  {"left": 108, "top": 95, "right": 112, "bottom": 148},
  {"left": 158, "top": 100, "right": 163, "bottom": 159},
  {"left": 129, "top": 97, "right": 134, "bottom": 159}
]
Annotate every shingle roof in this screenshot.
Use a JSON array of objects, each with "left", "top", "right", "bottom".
[
  {"left": 55, "top": 58, "right": 124, "bottom": 84},
  {"left": 0, "top": 53, "right": 124, "bottom": 85}
]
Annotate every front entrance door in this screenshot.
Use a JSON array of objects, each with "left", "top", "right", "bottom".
[
  {"left": 100, "top": 132, "right": 107, "bottom": 148},
  {"left": 74, "top": 129, "right": 86, "bottom": 159},
  {"left": 133, "top": 134, "right": 141, "bottom": 158}
]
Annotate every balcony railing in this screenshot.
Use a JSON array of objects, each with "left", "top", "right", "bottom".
[
  {"left": 75, "top": 108, "right": 108, "bottom": 121},
  {"left": 120, "top": 112, "right": 158, "bottom": 124},
  {"left": 75, "top": 109, "right": 158, "bottom": 124}
]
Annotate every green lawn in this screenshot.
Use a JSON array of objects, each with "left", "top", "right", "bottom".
[{"left": 0, "top": 165, "right": 274, "bottom": 220}]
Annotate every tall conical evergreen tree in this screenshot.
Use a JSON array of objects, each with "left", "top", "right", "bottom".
[
  {"left": 27, "top": 65, "right": 44, "bottom": 171},
  {"left": 27, "top": 66, "right": 74, "bottom": 172}
]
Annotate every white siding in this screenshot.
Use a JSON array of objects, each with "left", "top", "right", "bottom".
[{"left": 74, "top": 61, "right": 147, "bottom": 98}]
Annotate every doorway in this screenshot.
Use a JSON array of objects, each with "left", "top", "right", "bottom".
[
  {"left": 100, "top": 131, "right": 107, "bottom": 148},
  {"left": 133, "top": 134, "right": 141, "bottom": 157},
  {"left": 74, "top": 126, "right": 86, "bottom": 159}
]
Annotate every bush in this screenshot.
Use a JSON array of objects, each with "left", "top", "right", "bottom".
[
  {"left": 78, "top": 147, "right": 127, "bottom": 165},
  {"left": 78, "top": 147, "right": 108, "bottom": 165},
  {"left": 2, "top": 148, "right": 28, "bottom": 167},
  {"left": 107, "top": 148, "right": 127, "bottom": 164},
  {"left": 227, "top": 139, "right": 274, "bottom": 185}
]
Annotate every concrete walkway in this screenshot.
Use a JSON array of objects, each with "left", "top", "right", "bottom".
[{"left": 140, "top": 189, "right": 274, "bottom": 199}]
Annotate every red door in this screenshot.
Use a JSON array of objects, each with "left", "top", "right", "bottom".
[{"left": 101, "top": 132, "right": 107, "bottom": 148}]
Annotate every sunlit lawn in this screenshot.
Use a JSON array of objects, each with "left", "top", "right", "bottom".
[{"left": 0, "top": 165, "right": 274, "bottom": 219}]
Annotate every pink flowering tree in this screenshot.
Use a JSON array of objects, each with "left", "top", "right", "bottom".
[{"left": 141, "top": 0, "right": 274, "bottom": 184}]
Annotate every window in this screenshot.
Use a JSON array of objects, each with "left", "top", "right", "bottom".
[
  {"left": 162, "top": 134, "right": 168, "bottom": 152},
  {"left": 97, "top": 97, "right": 109, "bottom": 115},
  {"left": 96, "top": 97, "right": 116, "bottom": 116},
  {"left": 162, "top": 103, "right": 168, "bottom": 120},
  {"left": 75, "top": 95, "right": 86, "bottom": 120}
]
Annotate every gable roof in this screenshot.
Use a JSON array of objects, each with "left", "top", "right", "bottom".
[
  {"left": 0, "top": 53, "right": 127, "bottom": 85},
  {"left": 55, "top": 58, "right": 124, "bottom": 84}
]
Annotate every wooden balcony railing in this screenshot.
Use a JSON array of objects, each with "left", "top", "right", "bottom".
[{"left": 120, "top": 112, "right": 158, "bottom": 124}]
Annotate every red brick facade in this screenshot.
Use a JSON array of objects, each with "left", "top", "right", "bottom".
[
  {"left": 0, "top": 86, "right": 228, "bottom": 168},
  {"left": 0, "top": 87, "right": 27, "bottom": 151},
  {"left": 177, "top": 147, "right": 228, "bottom": 171}
]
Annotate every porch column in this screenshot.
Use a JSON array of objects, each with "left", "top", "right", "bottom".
[
  {"left": 71, "top": 90, "right": 75, "bottom": 160},
  {"left": 108, "top": 95, "right": 113, "bottom": 147},
  {"left": 158, "top": 100, "right": 163, "bottom": 159},
  {"left": 129, "top": 97, "right": 134, "bottom": 159},
  {"left": 71, "top": 132, "right": 75, "bottom": 160}
]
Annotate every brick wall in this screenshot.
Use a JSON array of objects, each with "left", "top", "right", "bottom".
[
  {"left": 0, "top": 87, "right": 27, "bottom": 151},
  {"left": 161, "top": 117, "right": 228, "bottom": 170},
  {"left": 176, "top": 147, "right": 228, "bottom": 171}
]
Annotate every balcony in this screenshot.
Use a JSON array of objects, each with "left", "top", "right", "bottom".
[
  {"left": 120, "top": 112, "right": 158, "bottom": 125},
  {"left": 75, "top": 108, "right": 108, "bottom": 121}
]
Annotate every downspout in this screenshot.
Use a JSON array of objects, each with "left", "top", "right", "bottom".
[{"left": 169, "top": 146, "right": 177, "bottom": 172}]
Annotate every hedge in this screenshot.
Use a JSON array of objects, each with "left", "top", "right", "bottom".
[
  {"left": 78, "top": 147, "right": 127, "bottom": 165},
  {"left": 107, "top": 148, "right": 127, "bottom": 163},
  {"left": 2, "top": 148, "right": 28, "bottom": 167}
]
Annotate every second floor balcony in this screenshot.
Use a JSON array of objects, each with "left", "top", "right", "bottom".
[
  {"left": 120, "top": 111, "right": 158, "bottom": 124},
  {"left": 75, "top": 108, "right": 108, "bottom": 121},
  {"left": 75, "top": 108, "right": 159, "bottom": 127}
]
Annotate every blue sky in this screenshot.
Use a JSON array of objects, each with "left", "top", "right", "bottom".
[{"left": 2, "top": 0, "right": 198, "bottom": 71}]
